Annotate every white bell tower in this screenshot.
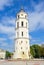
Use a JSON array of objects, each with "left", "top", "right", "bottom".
[{"left": 13, "top": 9, "right": 30, "bottom": 59}]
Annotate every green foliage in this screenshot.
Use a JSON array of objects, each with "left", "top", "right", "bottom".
[
  {"left": 30, "top": 46, "right": 35, "bottom": 57},
  {"left": 30, "top": 44, "right": 44, "bottom": 58},
  {"left": 40, "top": 47, "right": 44, "bottom": 58},
  {"left": 5, "top": 51, "right": 12, "bottom": 59}
]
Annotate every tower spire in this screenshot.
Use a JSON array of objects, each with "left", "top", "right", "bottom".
[
  {"left": 21, "top": 6, "right": 23, "bottom": 10},
  {"left": 20, "top": 6, "right": 24, "bottom": 12}
]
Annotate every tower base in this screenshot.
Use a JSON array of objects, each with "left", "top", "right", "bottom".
[{"left": 13, "top": 51, "right": 30, "bottom": 60}]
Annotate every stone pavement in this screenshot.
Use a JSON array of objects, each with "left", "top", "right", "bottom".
[{"left": 0, "top": 59, "right": 44, "bottom": 65}]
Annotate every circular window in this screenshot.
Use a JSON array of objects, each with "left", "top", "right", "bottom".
[{"left": 21, "top": 14, "right": 23, "bottom": 16}]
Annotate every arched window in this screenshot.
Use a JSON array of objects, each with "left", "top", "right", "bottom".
[
  {"left": 22, "top": 52, "right": 24, "bottom": 54},
  {"left": 17, "top": 22, "right": 19, "bottom": 28},
  {"left": 21, "top": 41, "right": 23, "bottom": 43},
  {"left": 21, "top": 21, "right": 23, "bottom": 27},
  {"left": 25, "top": 15, "right": 26, "bottom": 18},
  {"left": 18, "top": 15, "right": 19, "bottom": 18},
  {"left": 26, "top": 22, "right": 27, "bottom": 28},
  {"left": 22, "top": 32, "right": 23, "bottom": 36},
  {"left": 26, "top": 41, "right": 27, "bottom": 44},
  {"left": 17, "top": 32, "right": 19, "bottom": 37}
]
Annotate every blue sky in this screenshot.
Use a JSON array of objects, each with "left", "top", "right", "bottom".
[{"left": 0, "top": 0, "right": 44, "bottom": 52}]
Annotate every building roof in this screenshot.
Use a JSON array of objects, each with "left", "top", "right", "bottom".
[
  {"left": 17, "top": 8, "right": 27, "bottom": 16},
  {"left": 0, "top": 49, "right": 5, "bottom": 52}
]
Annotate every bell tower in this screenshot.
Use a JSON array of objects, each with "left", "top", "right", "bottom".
[{"left": 13, "top": 9, "right": 30, "bottom": 59}]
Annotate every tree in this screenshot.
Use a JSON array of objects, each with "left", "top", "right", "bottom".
[
  {"left": 30, "top": 44, "right": 44, "bottom": 58},
  {"left": 40, "top": 47, "right": 44, "bottom": 58},
  {"left": 5, "top": 51, "right": 12, "bottom": 59},
  {"left": 30, "top": 46, "right": 35, "bottom": 58},
  {"left": 33, "top": 45, "right": 41, "bottom": 58}
]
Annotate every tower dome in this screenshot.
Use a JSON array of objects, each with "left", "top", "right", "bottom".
[{"left": 17, "top": 8, "right": 27, "bottom": 19}]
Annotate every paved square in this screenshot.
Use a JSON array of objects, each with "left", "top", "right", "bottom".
[{"left": 0, "top": 60, "right": 44, "bottom": 65}]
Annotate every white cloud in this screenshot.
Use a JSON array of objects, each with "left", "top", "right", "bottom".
[
  {"left": 28, "top": 2, "right": 44, "bottom": 32},
  {"left": 0, "top": 17, "right": 15, "bottom": 48},
  {"left": 1, "top": 42, "right": 8, "bottom": 47},
  {"left": 9, "top": 35, "right": 15, "bottom": 40},
  {"left": 0, "top": 23, "right": 15, "bottom": 34},
  {"left": 28, "top": 12, "right": 44, "bottom": 32},
  {"left": 34, "top": 2, "right": 44, "bottom": 12},
  {"left": 30, "top": 38, "right": 41, "bottom": 45},
  {"left": 0, "top": 16, "right": 15, "bottom": 35},
  {"left": 0, "top": 0, "right": 13, "bottom": 10},
  {"left": 0, "top": 38, "right": 8, "bottom": 47},
  {"left": 2, "top": 17, "right": 15, "bottom": 26},
  {"left": 0, "top": 38, "right": 6, "bottom": 41}
]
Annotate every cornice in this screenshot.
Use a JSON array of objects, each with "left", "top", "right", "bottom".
[
  {"left": 15, "top": 37, "right": 29, "bottom": 40},
  {"left": 15, "top": 27, "right": 29, "bottom": 30}
]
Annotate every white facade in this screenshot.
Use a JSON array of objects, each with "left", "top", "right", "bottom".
[
  {"left": 0, "top": 49, "right": 6, "bottom": 59},
  {"left": 13, "top": 9, "right": 30, "bottom": 59}
]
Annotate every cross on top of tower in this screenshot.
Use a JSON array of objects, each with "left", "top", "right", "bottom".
[
  {"left": 20, "top": 6, "right": 24, "bottom": 12},
  {"left": 21, "top": 6, "right": 23, "bottom": 10}
]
